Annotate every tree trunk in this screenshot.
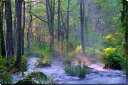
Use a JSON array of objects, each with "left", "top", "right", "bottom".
[
  {"left": 15, "top": 0, "right": 23, "bottom": 70},
  {"left": 5, "top": 0, "right": 14, "bottom": 59},
  {"left": 121, "top": 0, "right": 128, "bottom": 56},
  {"left": 66, "top": 0, "right": 70, "bottom": 57},
  {"left": 45, "top": 0, "right": 55, "bottom": 55},
  {"left": 80, "top": 0, "right": 86, "bottom": 55},
  {"left": 57, "top": 0, "right": 61, "bottom": 55},
  {"left": 0, "top": 1, "right": 6, "bottom": 57},
  {"left": 21, "top": 1, "right": 25, "bottom": 55},
  {"left": 27, "top": 3, "right": 33, "bottom": 50}
]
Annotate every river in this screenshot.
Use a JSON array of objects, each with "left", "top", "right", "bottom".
[{"left": 12, "top": 56, "right": 127, "bottom": 84}]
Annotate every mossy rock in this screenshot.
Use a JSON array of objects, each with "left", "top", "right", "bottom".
[
  {"left": 27, "top": 72, "right": 47, "bottom": 80},
  {"left": 16, "top": 79, "right": 36, "bottom": 85}
]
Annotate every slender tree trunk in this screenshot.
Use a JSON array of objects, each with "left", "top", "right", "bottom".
[
  {"left": 57, "top": 0, "right": 61, "bottom": 55},
  {"left": 15, "top": 0, "right": 23, "bottom": 70},
  {"left": 0, "top": 1, "right": 6, "bottom": 57},
  {"left": 80, "top": 0, "right": 86, "bottom": 55},
  {"left": 5, "top": 0, "right": 14, "bottom": 59},
  {"left": 27, "top": 3, "right": 33, "bottom": 50},
  {"left": 21, "top": 1, "right": 25, "bottom": 55},
  {"left": 13, "top": 0, "right": 17, "bottom": 56},
  {"left": 60, "top": 12, "right": 66, "bottom": 52},
  {"left": 66, "top": 0, "right": 70, "bottom": 57}
]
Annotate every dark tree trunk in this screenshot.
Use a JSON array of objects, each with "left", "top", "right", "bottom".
[
  {"left": 80, "top": 0, "right": 86, "bottom": 55},
  {"left": 13, "top": 0, "right": 17, "bottom": 56},
  {"left": 5, "top": 0, "right": 14, "bottom": 59},
  {"left": 15, "top": 0, "right": 23, "bottom": 70},
  {"left": 45, "top": 0, "right": 55, "bottom": 55},
  {"left": 0, "top": 1, "right": 6, "bottom": 57},
  {"left": 60, "top": 12, "right": 66, "bottom": 51},
  {"left": 66, "top": 0, "right": 70, "bottom": 56},
  {"left": 21, "top": 1, "right": 25, "bottom": 55},
  {"left": 57, "top": 0, "right": 61, "bottom": 55},
  {"left": 121, "top": 0, "right": 128, "bottom": 56}
]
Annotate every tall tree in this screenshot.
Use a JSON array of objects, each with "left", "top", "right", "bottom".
[
  {"left": 121, "top": 0, "right": 128, "bottom": 56},
  {"left": 45, "top": 0, "right": 55, "bottom": 55},
  {"left": 57, "top": 0, "right": 61, "bottom": 55},
  {"left": 27, "top": 2, "right": 33, "bottom": 50},
  {"left": 15, "top": 0, "right": 23, "bottom": 70},
  {"left": 66, "top": 0, "right": 70, "bottom": 56},
  {"left": 21, "top": 0, "right": 25, "bottom": 55},
  {"left": 0, "top": 0, "right": 6, "bottom": 57},
  {"left": 80, "top": 0, "right": 85, "bottom": 55},
  {"left": 5, "top": 0, "right": 14, "bottom": 59}
]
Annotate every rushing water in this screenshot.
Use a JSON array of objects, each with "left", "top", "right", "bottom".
[{"left": 12, "top": 57, "right": 127, "bottom": 84}]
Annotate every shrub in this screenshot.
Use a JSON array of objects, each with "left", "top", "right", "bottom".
[
  {"left": 0, "top": 71, "right": 12, "bottom": 84},
  {"left": 64, "top": 65, "right": 90, "bottom": 78},
  {"left": 11, "top": 56, "right": 28, "bottom": 72},
  {"left": 63, "top": 58, "right": 72, "bottom": 66},
  {"left": 46, "top": 74, "right": 58, "bottom": 84},
  {"left": 120, "top": 57, "right": 128, "bottom": 75},
  {"left": 25, "top": 72, "right": 58, "bottom": 84},
  {"left": 26, "top": 72, "right": 47, "bottom": 80},
  {"left": 24, "top": 42, "right": 51, "bottom": 57},
  {"left": 0, "top": 57, "right": 7, "bottom": 66},
  {"left": 103, "top": 33, "right": 124, "bottom": 48},
  {"left": 37, "top": 56, "right": 51, "bottom": 67},
  {"left": 16, "top": 79, "right": 36, "bottom": 85},
  {"left": 101, "top": 48, "right": 123, "bottom": 69},
  {"left": 20, "top": 56, "right": 28, "bottom": 71}
]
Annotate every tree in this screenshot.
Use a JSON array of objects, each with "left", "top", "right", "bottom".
[
  {"left": 0, "top": 0, "right": 6, "bottom": 57},
  {"left": 80, "top": 0, "right": 85, "bottom": 55},
  {"left": 57, "top": 0, "right": 61, "bottom": 55},
  {"left": 45, "top": 0, "right": 55, "bottom": 55},
  {"left": 27, "top": 1, "right": 33, "bottom": 50},
  {"left": 66, "top": 0, "right": 70, "bottom": 56},
  {"left": 21, "top": 0, "right": 25, "bottom": 55},
  {"left": 15, "top": 0, "right": 23, "bottom": 70},
  {"left": 5, "top": 0, "right": 14, "bottom": 60},
  {"left": 121, "top": 0, "right": 128, "bottom": 56}
]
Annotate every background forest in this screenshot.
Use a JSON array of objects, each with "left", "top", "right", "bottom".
[{"left": 0, "top": 0, "right": 128, "bottom": 84}]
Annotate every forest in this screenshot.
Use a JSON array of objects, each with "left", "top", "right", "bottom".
[{"left": 0, "top": 0, "right": 128, "bottom": 84}]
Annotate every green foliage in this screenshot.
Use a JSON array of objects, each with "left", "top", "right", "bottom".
[
  {"left": 45, "top": 74, "right": 58, "bottom": 84},
  {"left": 101, "top": 47, "right": 123, "bottom": 69},
  {"left": 85, "top": 32, "right": 103, "bottom": 48},
  {"left": 16, "top": 79, "right": 36, "bottom": 85},
  {"left": 37, "top": 56, "right": 51, "bottom": 67},
  {"left": 0, "top": 71, "right": 12, "bottom": 84},
  {"left": 26, "top": 72, "right": 47, "bottom": 80},
  {"left": 20, "top": 56, "right": 28, "bottom": 71},
  {"left": 120, "top": 57, "right": 128, "bottom": 75},
  {"left": 0, "top": 57, "right": 7, "bottom": 66},
  {"left": 63, "top": 58, "right": 71, "bottom": 66},
  {"left": 85, "top": 47, "right": 101, "bottom": 58},
  {"left": 103, "top": 33, "right": 124, "bottom": 48},
  {"left": 64, "top": 65, "right": 90, "bottom": 78},
  {"left": 11, "top": 56, "right": 28, "bottom": 72},
  {"left": 25, "top": 73, "right": 58, "bottom": 84},
  {"left": 25, "top": 42, "right": 51, "bottom": 57}
]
